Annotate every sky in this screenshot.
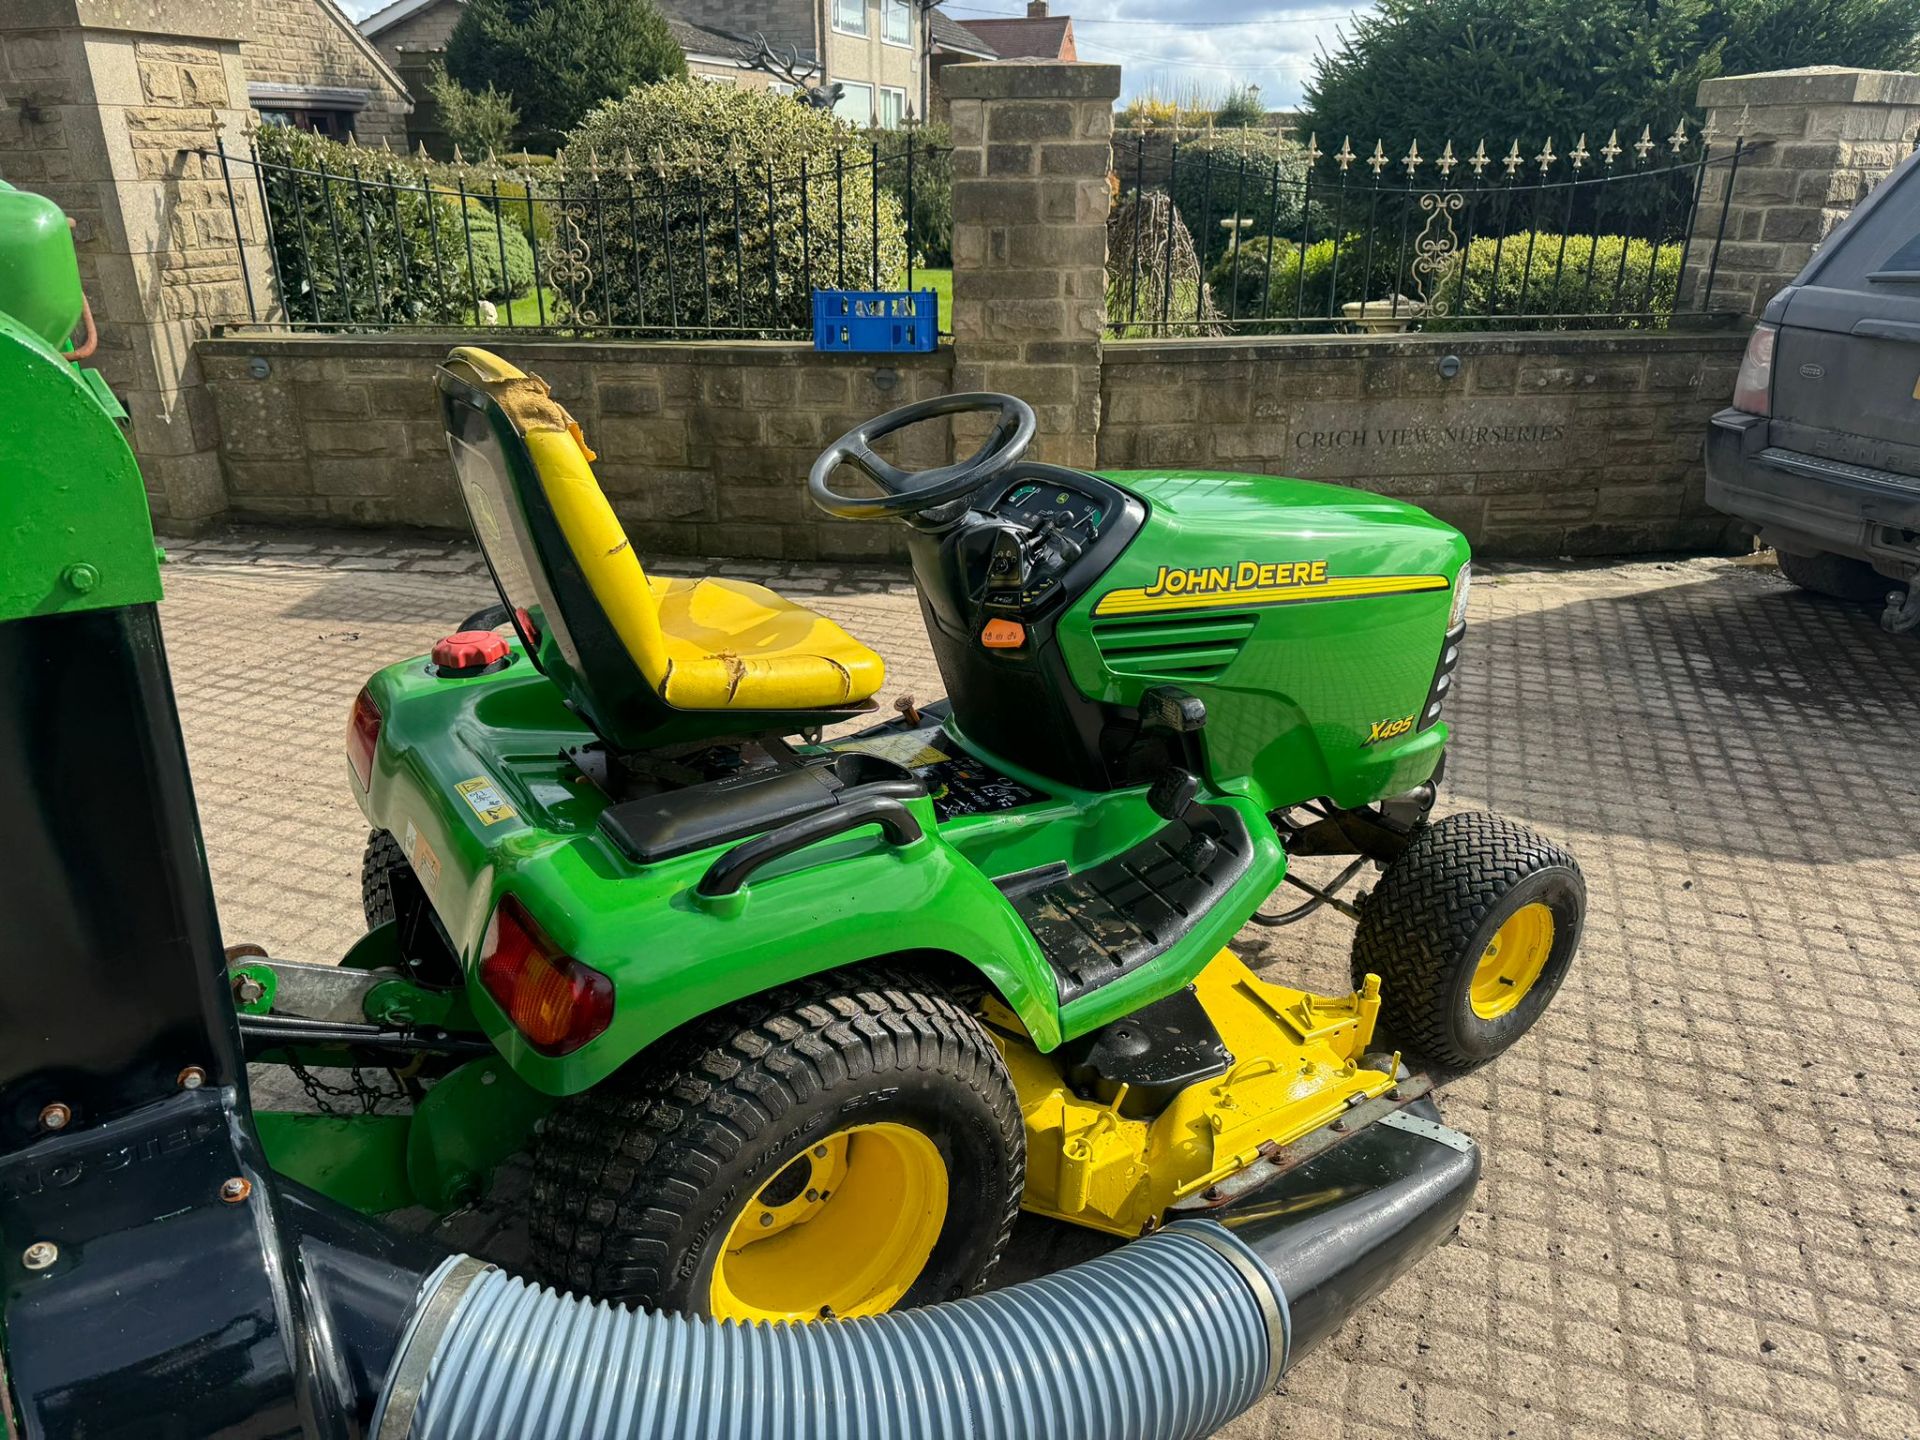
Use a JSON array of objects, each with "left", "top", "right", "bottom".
[{"left": 339, "top": 1, "right": 1370, "bottom": 112}]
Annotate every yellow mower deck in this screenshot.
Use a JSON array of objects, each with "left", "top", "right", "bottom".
[{"left": 989, "top": 950, "right": 1396, "bottom": 1238}]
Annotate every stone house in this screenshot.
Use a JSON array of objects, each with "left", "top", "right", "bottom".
[
  {"left": 363, "top": 0, "right": 991, "bottom": 150},
  {"left": 243, "top": 0, "right": 412, "bottom": 145},
  {"left": 360, "top": 0, "right": 787, "bottom": 154}
]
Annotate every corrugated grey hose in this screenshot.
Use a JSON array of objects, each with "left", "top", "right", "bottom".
[{"left": 373, "top": 1221, "right": 1289, "bottom": 1440}]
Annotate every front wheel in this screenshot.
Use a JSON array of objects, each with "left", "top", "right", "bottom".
[
  {"left": 1352, "top": 811, "right": 1584, "bottom": 1072},
  {"left": 529, "top": 967, "right": 1025, "bottom": 1322}
]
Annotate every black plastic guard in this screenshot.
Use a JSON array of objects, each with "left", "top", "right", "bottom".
[{"left": 1212, "top": 1097, "right": 1481, "bottom": 1367}]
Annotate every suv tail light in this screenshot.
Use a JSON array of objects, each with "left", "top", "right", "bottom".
[
  {"left": 1732, "top": 323, "right": 1776, "bottom": 416},
  {"left": 478, "top": 896, "right": 613, "bottom": 1056},
  {"left": 346, "top": 687, "right": 382, "bottom": 791}
]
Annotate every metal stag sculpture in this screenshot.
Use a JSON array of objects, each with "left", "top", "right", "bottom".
[{"left": 742, "top": 34, "right": 843, "bottom": 112}]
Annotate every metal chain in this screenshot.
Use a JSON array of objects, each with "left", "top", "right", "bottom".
[{"left": 284, "top": 1056, "right": 403, "bottom": 1116}]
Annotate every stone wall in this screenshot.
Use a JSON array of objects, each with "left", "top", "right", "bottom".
[
  {"left": 241, "top": 0, "right": 411, "bottom": 147},
  {"left": 1685, "top": 68, "right": 1920, "bottom": 318},
  {"left": 1101, "top": 331, "right": 1748, "bottom": 556},
  {"left": 198, "top": 336, "right": 954, "bottom": 561}
]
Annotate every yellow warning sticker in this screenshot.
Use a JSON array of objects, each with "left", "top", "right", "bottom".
[{"left": 455, "top": 776, "right": 518, "bottom": 825}]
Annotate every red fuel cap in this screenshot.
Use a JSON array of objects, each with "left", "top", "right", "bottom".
[{"left": 431, "top": 630, "right": 510, "bottom": 676}]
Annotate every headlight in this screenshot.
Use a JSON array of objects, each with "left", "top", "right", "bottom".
[{"left": 1449, "top": 562, "right": 1473, "bottom": 630}]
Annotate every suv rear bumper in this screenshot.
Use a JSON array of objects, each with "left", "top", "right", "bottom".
[{"left": 1706, "top": 409, "right": 1920, "bottom": 577}]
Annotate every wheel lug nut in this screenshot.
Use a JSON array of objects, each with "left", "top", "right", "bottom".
[
  {"left": 22, "top": 1242, "right": 57, "bottom": 1271},
  {"left": 220, "top": 1177, "right": 252, "bottom": 1204}
]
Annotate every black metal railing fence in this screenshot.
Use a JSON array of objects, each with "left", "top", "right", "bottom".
[
  {"left": 1107, "top": 123, "right": 1746, "bottom": 336},
  {"left": 210, "top": 130, "right": 948, "bottom": 339}
]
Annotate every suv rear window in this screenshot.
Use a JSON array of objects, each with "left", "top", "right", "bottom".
[{"left": 1804, "top": 154, "right": 1920, "bottom": 289}]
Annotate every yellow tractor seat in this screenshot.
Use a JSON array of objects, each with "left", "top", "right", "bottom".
[
  {"left": 436, "top": 346, "right": 884, "bottom": 746},
  {"left": 647, "top": 574, "right": 883, "bottom": 710}
]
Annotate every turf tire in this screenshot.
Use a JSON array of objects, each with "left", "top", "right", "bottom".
[
  {"left": 360, "top": 829, "right": 409, "bottom": 929},
  {"left": 1776, "top": 549, "right": 1892, "bottom": 605},
  {"left": 528, "top": 965, "right": 1025, "bottom": 1316},
  {"left": 1352, "top": 810, "right": 1584, "bottom": 1073}
]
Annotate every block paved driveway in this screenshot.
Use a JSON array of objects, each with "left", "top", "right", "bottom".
[{"left": 160, "top": 530, "right": 1920, "bottom": 1440}]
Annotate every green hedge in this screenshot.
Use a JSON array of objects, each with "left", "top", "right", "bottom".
[
  {"left": 1206, "top": 233, "right": 1404, "bottom": 328},
  {"left": 557, "top": 81, "right": 907, "bottom": 335},
  {"left": 459, "top": 201, "right": 536, "bottom": 301},
  {"left": 256, "top": 125, "right": 536, "bottom": 326},
  {"left": 1425, "top": 233, "right": 1682, "bottom": 328},
  {"left": 873, "top": 123, "right": 951, "bottom": 268}
]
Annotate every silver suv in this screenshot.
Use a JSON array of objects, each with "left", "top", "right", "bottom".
[{"left": 1707, "top": 152, "right": 1920, "bottom": 633}]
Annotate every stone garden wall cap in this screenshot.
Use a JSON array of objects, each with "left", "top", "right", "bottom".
[
  {"left": 1696, "top": 65, "right": 1920, "bottom": 110},
  {"left": 943, "top": 61, "right": 1123, "bottom": 103}
]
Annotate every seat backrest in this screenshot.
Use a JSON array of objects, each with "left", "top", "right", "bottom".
[{"left": 438, "top": 347, "right": 676, "bottom": 746}]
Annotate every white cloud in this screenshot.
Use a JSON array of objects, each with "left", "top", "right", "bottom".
[
  {"left": 336, "top": 0, "right": 1371, "bottom": 111},
  {"left": 946, "top": 1, "right": 1370, "bottom": 110}
]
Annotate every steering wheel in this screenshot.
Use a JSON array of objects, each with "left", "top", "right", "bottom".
[{"left": 809, "top": 392, "right": 1037, "bottom": 521}]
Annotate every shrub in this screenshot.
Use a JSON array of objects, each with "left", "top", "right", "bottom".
[
  {"left": 1206, "top": 233, "right": 1404, "bottom": 329},
  {"left": 460, "top": 202, "right": 536, "bottom": 300},
  {"left": 557, "top": 81, "right": 908, "bottom": 335},
  {"left": 256, "top": 124, "right": 465, "bottom": 326},
  {"left": 1165, "top": 129, "right": 1309, "bottom": 264},
  {"left": 873, "top": 122, "right": 951, "bottom": 267},
  {"left": 1213, "top": 85, "right": 1267, "bottom": 129},
  {"left": 255, "top": 125, "right": 538, "bottom": 325},
  {"left": 446, "top": 0, "right": 684, "bottom": 152},
  {"left": 1425, "top": 233, "right": 1683, "bottom": 328},
  {"left": 426, "top": 65, "right": 520, "bottom": 159}
]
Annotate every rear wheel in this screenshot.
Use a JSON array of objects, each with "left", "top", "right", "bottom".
[
  {"left": 1352, "top": 811, "right": 1584, "bottom": 1073},
  {"left": 529, "top": 967, "right": 1024, "bottom": 1321},
  {"left": 1776, "top": 549, "right": 1893, "bottom": 605},
  {"left": 360, "top": 829, "right": 409, "bottom": 929}
]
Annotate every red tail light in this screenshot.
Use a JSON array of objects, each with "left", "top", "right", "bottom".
[
  {"left": 478, "top": 896, "right": 613, "bottom": 1056},
  {"left": 1732, "top": 323, "right": 1776, "bottom": 417},
  {"left": 346, "top": 687, "right": 382, "bottom": 791}
]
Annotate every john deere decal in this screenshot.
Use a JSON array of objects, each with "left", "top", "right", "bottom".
[{"left": 1093, "top": 561, "right": 1448, "bottom": 617}]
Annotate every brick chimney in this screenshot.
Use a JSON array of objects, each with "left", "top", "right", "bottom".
[{"left": 1027, "top": 1, "right": 1048, "bottom": 15}]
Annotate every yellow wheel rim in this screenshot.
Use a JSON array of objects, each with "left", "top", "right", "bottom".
[
  {"left": 1469, "top": 902, "right": 1556, "bottom": 1020},
  {"left": 707, "top": 1122, "right": 948, "bottom": 1323}
]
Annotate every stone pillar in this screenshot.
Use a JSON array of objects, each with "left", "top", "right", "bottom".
[
  {"left": 0, "top": 1, "right": 276, "bottom": 529},
  {"left": 945, "top": 61, "right": 1120, "bottom": 468},
  {"left": 1683, "top": 66, "right": 1920, "bottom": 320}
]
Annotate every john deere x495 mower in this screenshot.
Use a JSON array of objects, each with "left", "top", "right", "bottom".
[
  {"left": 0, "top": 177, "right": 1590, "bottom": 1437},
  {"left": 225, "top": 345, "right": 1588, "bottom": 1335}
]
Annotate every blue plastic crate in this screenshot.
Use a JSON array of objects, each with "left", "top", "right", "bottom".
[{"left": 812, "top": 289, "right": 938, "bottom": 353}]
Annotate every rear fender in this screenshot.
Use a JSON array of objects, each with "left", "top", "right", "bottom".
[{"left": 468, "top": 807, "right": 1063, "bottom": 1095}]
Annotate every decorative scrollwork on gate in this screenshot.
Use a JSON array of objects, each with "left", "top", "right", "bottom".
[
  {"left": 548, "top": 201, "right": 597, "bottom": 326},
  {"left": 1410, "top": 190, "right": 1465, "bottom": 315}
]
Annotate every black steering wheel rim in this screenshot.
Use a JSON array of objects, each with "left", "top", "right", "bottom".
[{"left": 808, "top": 391, "right": 1037, "bottom": 520}]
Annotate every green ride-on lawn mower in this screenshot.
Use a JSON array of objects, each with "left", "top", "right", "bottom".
[
  {"left": 244, "top": 343, "right": 1587, "bottom": 1329},
  {"left": 0, "top": 177, "right": 1587, "bottom": 1439}
]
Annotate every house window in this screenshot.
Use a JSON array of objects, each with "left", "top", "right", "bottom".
[
  {"left": 884, "top": 0, "right": 912, "bottom": 45},
  {"left": 833, "top": 0, "right": 868, "bottom": 36},
  {"left": 879, "top": 86, "right": 906, "bottom": 128},
  {"left": 834, "top": 81, "right": 874, "bottom": 126},
  {"left": 257, "top": 107, "right": 354, "bottom": 139}
]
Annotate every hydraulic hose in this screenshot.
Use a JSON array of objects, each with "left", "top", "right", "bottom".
[{"left": 372, "top": 1222, "right": 1288, "bottom": 1440}]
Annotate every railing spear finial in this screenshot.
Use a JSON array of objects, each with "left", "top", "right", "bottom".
[
  {"left": 1634, "top": 125, "right": 1654, "bottom": 161},
  {"left": 1367, "top": 139, "right": 1388, "bottom": 176},
  {"left": 1305, "top": 131, "right": 1322, "bottom": 166},
  {"left": 1402, "top": 137, "right": 1423, "bottom": 177},
  {"left": 1469, "top": 139, "right": 1490, "bottom": 177},
  {"left": 1569, "top": 133, "right": 1589, "bottom": 171},
  {"left": 1535, "top": 136, "right": 1556, "bottom": 175},
  {"left": 1600, "top": 128, "right": 1622, "bottom": 168},
  {"left": 1502, "top": 138, "right": 1523, "bottom": 177},
  {"left": 1436, "top": 139, "right": 1457, "bottom": 177},
  {"left": 1335, "top": 136, "right": 1355, "bottom": 172},
  {"left": 1667, "top": 117, "right": 1689, "bottom": 153}
]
